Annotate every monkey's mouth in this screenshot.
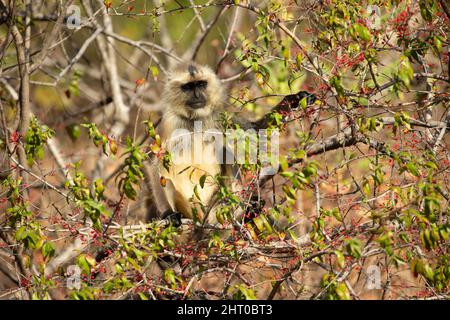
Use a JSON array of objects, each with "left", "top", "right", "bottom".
[{"left": 186, "top": 100, "right": 206, "bottom": 109}]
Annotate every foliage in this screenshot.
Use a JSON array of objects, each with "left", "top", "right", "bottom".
[{"left": 0, "top": 0, "right": 449, "bottom": 300}]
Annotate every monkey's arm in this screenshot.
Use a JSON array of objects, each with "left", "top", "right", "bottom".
[{"left": 232, "top": 91, "right": 316, "bottom": 130}]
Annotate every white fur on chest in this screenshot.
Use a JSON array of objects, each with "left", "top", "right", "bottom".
[{"left": 159, "top": 115, "right": 223, "bottom": 217}]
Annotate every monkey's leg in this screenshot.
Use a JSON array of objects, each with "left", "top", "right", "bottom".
[{"left": 144, "top": 160, "right": 182, "bottom": 227}]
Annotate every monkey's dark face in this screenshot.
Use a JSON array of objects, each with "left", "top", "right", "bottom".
[
  {"left": 181, "top": 80, "right": 208, "bottom": 109},
  {"left": 164, "top": 63, "right": 225, "bottom": 119}
]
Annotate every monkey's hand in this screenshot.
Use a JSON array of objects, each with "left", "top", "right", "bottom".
[
  {"left": 162, "top": 210, "right": 182, "bottom": 228},
  {"left": 244, "top": 197, "right": 266, "bottom": 223},
  {"left": 277, "top": 90, "right": 317, "bottom": 112},
  {"left": 251, "top": 90, "right": 317, "bottom": 129}
]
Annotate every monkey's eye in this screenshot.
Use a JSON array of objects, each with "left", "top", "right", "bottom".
[
  {"left": 180, "top": 80, "right": 207, "bottom": 92},
  {"left": 196, "top": 80, "right": 207, "bottom": 88},
  {"left": 180, "top": 82, "right": 193, "bottom": 91}
]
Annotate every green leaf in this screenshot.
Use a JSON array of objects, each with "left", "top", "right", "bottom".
[
  {"left": 354, "top": 24, "right": 372, "bottom": 42},
  {"left": 123, "top": 181, "right": 137, "bottom": 200},
  {"left": 283, "top": 185, "right": 297, "bottom": 200},
  {"left": 42, "top": 242, "right": 56, "bottom": 261},
  {"left": 253, "top": 215, "right": 265, "bottom": 232},
  {"left": 335, "top": 283, "right": 351, "bottom": 300},
  {"left": 299, "top": 97, "right": 308, "bottom": 109},
  {"left": 280, "top": 171, "right": 294, "bottom": 178},
  {"left": 149, "top": 65, "right": 159, "bottom": 78},
  {"left": 345, "top": 238, "right": 362, "bottom": 258},
  {"left": 15, "top": 225, "right": 27, "bottom": 241},
  {"left": 137, "top": 292, "right": 148, "bottom": 300},
  {"left": 199, "top": 175, "right": 207, "bottom": 189},
  {"left": 77, "top": 254, "right": 94, "bottom": 275},
  {"left": 406, "top": 162, "right": 420, "bottom": 177},
  {"left": 433, "top": 36, "right": 443, "bottom": 53},
  {"left": 66, "top": 124, "right": 81, "bottom": 141},
  {"left": 398, "top": 56, "right": 414, "bottom": 87},
  {"left": 419, "top": 0, "right": 434, "bottom": 22},
  {"left": 194, "top": 185, "right": 201, "bottom": 200},
  {"left": 334, "top": 250, "right": 345, "bottom": 268},
  {"left": 296, "top": 53, "right": 303, "bottom": 67},
  {"left": 330, "top": 76, "right": 345, "bottom": 96}
]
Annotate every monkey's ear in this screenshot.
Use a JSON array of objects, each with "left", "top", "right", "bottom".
[{"left": 188, "top": 64, "right": 198, "bottom": 77}]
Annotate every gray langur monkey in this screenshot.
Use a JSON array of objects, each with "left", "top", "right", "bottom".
[{"left": 146, "top": 62, "right": 316, "bottom": 228}]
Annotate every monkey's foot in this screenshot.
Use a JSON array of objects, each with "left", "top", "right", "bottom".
[{"left": 162, "top": 210, "right": 182, "bottom": 228}]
